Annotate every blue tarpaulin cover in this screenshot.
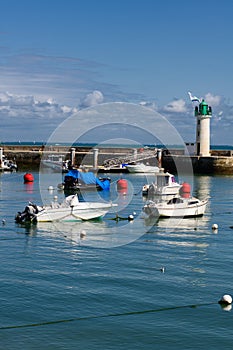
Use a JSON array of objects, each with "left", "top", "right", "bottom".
[{"left": 65, "top": 169, "right": 110, "bottom": 190}]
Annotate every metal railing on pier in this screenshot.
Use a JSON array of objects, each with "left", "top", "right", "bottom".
[{"left": 103, "top": 149, "right": 157, "bottom": 169}]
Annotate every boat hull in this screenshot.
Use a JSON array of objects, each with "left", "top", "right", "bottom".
[
  {"left": 126, "top": 164, "right": 160, "bottom": 173},
  {"left": 36, "top": 202, "right": 116, "bottom": 222},
  {"left": 144, "top": 198, "right": 208, "bottom": 218}
]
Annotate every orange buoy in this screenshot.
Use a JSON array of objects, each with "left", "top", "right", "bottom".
[
  {"left": 179, "top": 182, "right": 191, "bottom": 198},
  {"left": 117, "top": 178, "right": 128, "bottom": 191},
  {"left": 24, "top": 173, "right": 34, "bottom": 183}
]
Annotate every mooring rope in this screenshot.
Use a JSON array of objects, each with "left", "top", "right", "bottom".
[{"left": 0, "top": 302, "right": 217, "bottom": 330}]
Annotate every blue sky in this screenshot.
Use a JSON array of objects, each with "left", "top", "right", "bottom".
[{"left": 0, "top": 0, "right": 233, "bottom": 145}]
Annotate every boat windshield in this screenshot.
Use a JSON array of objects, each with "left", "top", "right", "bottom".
[
  {"left": 167, "top": 197, "right": 184, "bottom": 204},
  {"left": 157, "top": 175, "right": 169, "bottom": 187}
]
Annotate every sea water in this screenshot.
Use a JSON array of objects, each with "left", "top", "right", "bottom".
[{"left": 0, "top": 170, "right": 233, "bottom": 349}]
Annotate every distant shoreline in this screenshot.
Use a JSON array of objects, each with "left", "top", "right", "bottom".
[{"left": 1, "top": 141, "right": 233, "bottom": 150}]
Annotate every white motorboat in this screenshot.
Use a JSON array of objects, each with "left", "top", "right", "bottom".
[
  {"left": 15, "top": 194, "right": 117, "bottom": 223},
  {"left": 142, "top": 172, "right": 181, "bottom": 196},
  {"left": 0, "top": 148, "right": 17, "bottom": 171},
  {"left": 41, "top": 154, "right": 69, "bottom": 172},
  {"left": 143, "top": 196, "right": 208, "bottom": 218},
  {"left": 126, "top": 163, "right": 160, "bottom": 173}
]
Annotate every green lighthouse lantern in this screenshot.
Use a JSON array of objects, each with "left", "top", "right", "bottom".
[{"left": 199, "top": 99, "right": 211, "bottom": 116}]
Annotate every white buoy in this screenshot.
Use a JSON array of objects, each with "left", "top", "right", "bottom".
[
  {"left": 80, "top": 230, "right": 86, "bottom": 239},
  {"left": 128, "top": 214, "right": 134, "bottom": 221},
  {"left": 2, "top": 219, "right": 6, "bottom": 225},
  {"left": 48, "top": 185, "right": 54, "bottom": 191},
  {"left": 218, "top": 294, "right": 232, "bottom": 305},
  {"left": 212, "top": 223, "right": 218, "bottom": 230}
]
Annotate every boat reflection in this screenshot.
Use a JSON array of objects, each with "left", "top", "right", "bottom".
[
  {"left": 36, "top": 220, "right": 108, "bottom": 244},
  {"left": 24, "top": 182, "right": 34, "bottom": 193},
  {"left": 156, "top": 216, "right": 208, "bottom": 231},
  {"left": 194, "top": 175, "right": 211, "bottom": 200}
]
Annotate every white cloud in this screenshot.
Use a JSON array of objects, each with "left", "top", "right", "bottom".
[
  {"left": 61, "top": 105, "right": 78, "bottom": 113},
  {"left": 139, "top": 101, "right": 157, "bottom": 110},
  {"left": 0, "top": 91, "right": 36, "bottom": 106},
  {"left": 163, "top": 99, "right": 187, "bottom": 113},
  {"left": 0, "top": 88, "right": 233, "bottom": 145},
  {"left": 204, "top": 93, "right": 221, "bottom": 107},
  {"left": 80, "top": 90, "right": 104, "bottom": 108}
]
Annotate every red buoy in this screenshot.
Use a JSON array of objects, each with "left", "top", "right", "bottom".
[
  {"left": 179, "top": 182, "right": 191, "bottom": 198},
  {"left": 24, "top": 173, "right": 34, "bottom": 183},
  {"left": 117, "top": 178, "right": 128, "bottom": 191}
]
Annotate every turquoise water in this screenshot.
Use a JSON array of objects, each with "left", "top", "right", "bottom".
[{"left": 0, "top": 171, "right": 233, "bottom": 349}]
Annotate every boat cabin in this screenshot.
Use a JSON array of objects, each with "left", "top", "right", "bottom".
[{"left": 155, "top": 172, "right": 177, "bottom": 187}]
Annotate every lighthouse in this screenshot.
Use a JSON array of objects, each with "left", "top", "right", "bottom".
[{"left": 194, "top": 99, "right": 212, "bottom": 156}]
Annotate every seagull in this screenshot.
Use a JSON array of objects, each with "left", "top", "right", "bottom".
[{"left": 188, "top": 91, "right": 200, "bottom": 103}]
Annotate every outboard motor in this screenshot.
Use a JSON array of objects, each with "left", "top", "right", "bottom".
[
  {"left": 15, "top": 202, "right": 38, "bottom": 224},
  {"left": 64, "top": 175, "right": 78, "bottom": 189}
]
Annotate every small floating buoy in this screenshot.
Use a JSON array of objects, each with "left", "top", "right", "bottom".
[
  {"left": 218, "top": 294, "right": 232, "bottom": 305},
  {"left": 160, "top": 267, "right": 165, "bottom": 273},
  {"left": 128, "top": 214, "right": 134, "bottom": 221},
  {"left": 212, "top": 223, "right": 218, "bottom": 230},
  {"left": 80, "top": 230, "right": 86, "bottom": 239},
  {"left": 179, "top": 182, "right": 191, "bottom": 198},
  {"left": 24, "top": 173, "right": 34, "bottom": 183},
  {"left": 117, "top": 179, "right": 128, "bottom": 191},
  {"left": 2, "top": 219, "right": 6, "bottom": 225},
  {"left": 48, "top": 185, "right": 54, "bottom": 191}
]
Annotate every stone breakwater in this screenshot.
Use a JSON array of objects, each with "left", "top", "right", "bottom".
[
  {"left": 162, "top": 150, "right": 233, "bottom": 175},
  {"left": 2, "top": 145, "right": 139, "bottom": 170},
  {"left": 2, "top": 145, "right": 233, "bottom": 174}
]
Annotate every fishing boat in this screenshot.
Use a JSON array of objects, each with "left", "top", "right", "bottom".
[
  {"left": 142, "top": 172, "right": 181, "bottom": 196},
  {"left": 143, "top": 196, "right": 208, "bottom": 218},
  {"left": 125, "top": 163, "right": 160, "bottom": 174},
  {"left": 15, "top": 194, "right": 117, "bottom": 223}
]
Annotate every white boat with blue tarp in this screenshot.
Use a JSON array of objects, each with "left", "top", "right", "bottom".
[{"left": 60, "top": 169, "right": 111, "bottom": 191}]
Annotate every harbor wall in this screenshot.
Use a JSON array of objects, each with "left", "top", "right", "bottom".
[
  {"left": 162, "top": 154, "right": 233, "bottom": 175},
  {"left": 2, "top": 145, "right": 233, "bottom": 174},
  {"left": 2, "top": 145, "right": 136, "bottom": 170}
]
